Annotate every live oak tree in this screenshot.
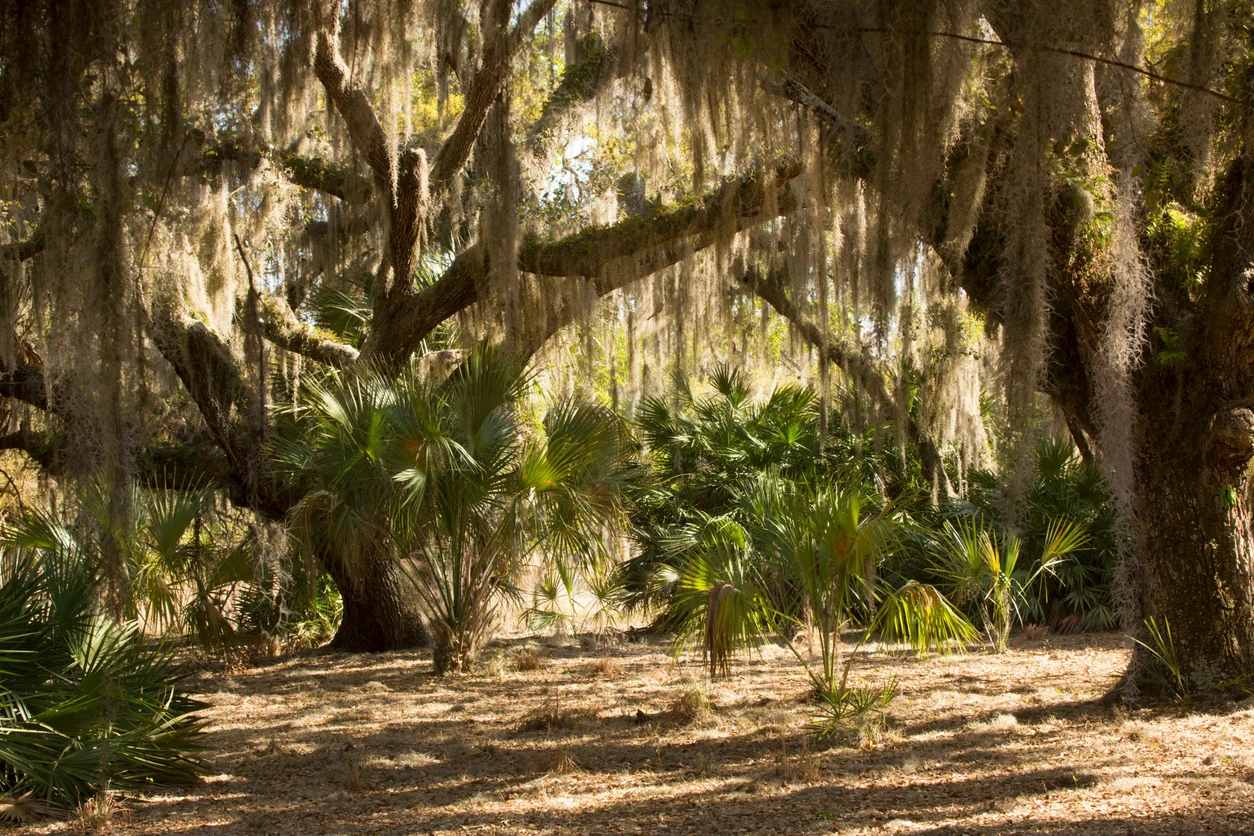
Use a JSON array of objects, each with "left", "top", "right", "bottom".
[{"left": 1, "top": 0, "right": 1251, "bottom": 686}]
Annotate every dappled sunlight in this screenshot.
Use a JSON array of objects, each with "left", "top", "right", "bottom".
[{"left": 15, "top": 632, "right": 1253, "bottom": 835}]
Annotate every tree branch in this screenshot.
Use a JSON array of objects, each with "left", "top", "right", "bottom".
[
  {"left": 521, "top": 156, "right": 803, "bottom": 278},
  {"left": 430, "top": 0, "right": 559, "bottom": 191},
  {"left": 198, "top": 136, "right": 371, "bottom": 201},
  {"left": 0, "top": 361, "right": 49, "bottom": 411},
  {"left": 261, "top": 293, "right": 360, "bottom": 368},
  {"left": 144, "top": 298, "right": 293, "bottom": 519},
  {"left": 0, "top": 229, "right": 45, "bottom": 263},
  {"left": 313, "top": 30, "right": 393, "bottom": 183},
  {"left": 739, "top": 266, "right": 954, "bottom": 498},
  {"left": 761, "top": 77, "right": 874, "bottom": 175},
  {"left": 0, "top": 429, "right": 54, "bottom": 469},
  {"left": 364, "top": 156, "right": 804, "bottom": 368},
  {"left": 524, "top": 33, "right": 615, "bottom": 160},
  {"left": 145, "top": 299, "right": 248, "bottom": 464}
]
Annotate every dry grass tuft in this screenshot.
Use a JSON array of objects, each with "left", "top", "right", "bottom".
[
  {"left": 981, "top": 713, "right": 1021, "bottom": 732},
  {"left": 668, "top": 681, "right": 715, "bottom": 725},
  {"left": 544, "top": 746, "right": 583, "bottom": 775},
  {"left": 517, "top": 696, "right": 591, "bottom": 733},
  {"left": 775, "top": 735, "right": 821, "bottom": 784},
  {"left": 1022, "top": 624, "right": 1049, "bottom": 642},
  {"left": 71, "top": 793, "right": 130, "bottom": 833},
  {"left": 588, "top": 656, "right": 622, "bottom": 678},
  {"left": 482, "top": 651, "right": 508, "bottom": 678},
  {"left": 395, "top": 750, "right": 438, "bottom": 768},
  {"left": 856, "top": 713, "right": 893, "bottom": 749},
  {"left": 514, "top": 648, "right": 547, "bottom": 672},
  {"left": 345, "top": 753, "right": 364, "bottom": 789}
]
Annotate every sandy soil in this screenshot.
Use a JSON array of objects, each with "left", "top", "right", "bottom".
[{"left": 17, "top": 632, "right": 1254, "bottom": 835}]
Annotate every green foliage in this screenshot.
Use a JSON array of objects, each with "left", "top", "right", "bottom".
[
  {"left": 920, "top": 439, "right": 1118, "bottom": 633},
  {"left": 627, "top": 366, "right": 974, "bottom": 688},
  {"left": 1153, "top": 326, "right": 1188, "bottom": 367},
  {"left": 524, "top": 566, "right": 623, "bottom": 637},
  {"left": 127, "top": 490, "right": 254, "bottom": 650},
  {"left": 873, "top": 580, "right": 980, "bottom": 655},
  {"left": 931, "top": 516, "right": 1088, "bottom": 652},
  {"left": 807, "top": 678, "right": 899, "bottom": 743},
  {"left": 272, "top": 347, "right": 634, "bottom": 672},
  {"left": 1146, "top": 201, "right": 1209, "bottom": 294},
  {"left": 0, "top": 538, "right": 206, "bottom": 808},
  {"left": 238, "top": 565, "right": 343, "bottom": 652},
  {"left": 753, "top": 477, "right": 901, "bottom": 686},
  {"left": 7, "top": 491, "right": 258, "bottom": 653},
  {"left": 621, "top": 366, "right": 919, "bottom": 618},
  {"left": 625, "top": 375, "right": 974, "bottom": 747},
  {"left": 668, "top": 513, "right": 774, "bottom": 678},
  {"left": 1134, "top": 617, "right": 1185, "bottom": 698}
]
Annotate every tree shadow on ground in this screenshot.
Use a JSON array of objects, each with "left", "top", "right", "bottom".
[{"left": 105, "top": 635, "right": 1254, "bottom": 836}]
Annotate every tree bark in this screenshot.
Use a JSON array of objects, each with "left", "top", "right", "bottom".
[
  {"left": 1132, "top": 412, "right": 1254, "bottom": 689},
  {"left": 325, "top": 545, "right": 428, "bottom": 653},
  {"left": 1122, "top": 158, "right": 1254, "bottom": 691}
]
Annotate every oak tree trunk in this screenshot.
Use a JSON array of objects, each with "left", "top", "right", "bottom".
[
  {"left": 1132, "top": 409, "right": 1254, "bottom": 690},
  {"left": 324, "top": 545, "right": 428, "bottom": 652}
]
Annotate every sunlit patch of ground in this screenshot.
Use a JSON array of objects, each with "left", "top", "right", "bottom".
[{"left": 19, "top": 632, "right": 1254, "bottom": 835}]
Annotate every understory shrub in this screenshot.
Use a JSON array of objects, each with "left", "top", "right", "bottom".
[{"left": 0, "top": 546, "right": 206, "bottom": 809}]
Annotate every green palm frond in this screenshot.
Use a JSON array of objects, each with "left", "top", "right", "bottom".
[
  {"left": 931, "top": 518, "right": 998, "bottom": 607},
  {"left": 274, "top": 345, "right": 630, "bottom": 672},
  {"left": 671, "top": 514, "right": 773, "bottom": 677},
  {"left": 0, "top": 547, "right": 206, "bottom": 807},
  {"left": 873, "top": 580, "right": 978, "bottom": 653}
]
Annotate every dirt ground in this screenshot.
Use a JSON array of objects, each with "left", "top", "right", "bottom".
[{"left": 18, "top": 632, "right": 1254, "bottom": 835}]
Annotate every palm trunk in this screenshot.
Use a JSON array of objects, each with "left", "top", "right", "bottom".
[{"left": 431, "top": 627, "right": 476, "bottom": 674}]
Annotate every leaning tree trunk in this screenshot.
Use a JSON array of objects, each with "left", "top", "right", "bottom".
[
  {"left": 1131, "top": 406, "right": 1254, "bottom": 691},
  {"left": 323, "top": 546, "right": 428, "bottom": 652}
]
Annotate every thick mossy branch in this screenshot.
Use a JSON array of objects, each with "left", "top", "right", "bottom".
[
  {"left": 363, "top": 157, "right": 805, "bottom": 368},
  {"left": 145, "top": 300, "right": 293, "bottom": 519},
  {"left": 0, "top": 229, "right": 45, "bottom": 262},
  {"left": 200, "top": 137, "right": 370, "bottom": 200},
  {"left": 277, "top": 149, "right": 370, "bottom": 201},
  {"left": 0, "top": 361, "right": 49, "bottom": 410},
  {"left": 761, "top": 78, "right": 875, "bottom": 176},
  {"left": 525, "top": 34, "right": 615, "bottom": 159},
  {"left": 0, "top": 429, "right": 55, "bottom": 468},
  {"left": 430, "top": 0, "right": 558, "bottom": 191},
  {"left": 313, "top": 30, "right": 394, "bottom": 184},
  {"left": 146, "top": 302, "right": 246, "bottom": 456},
  {"left": 519, "top": 157, "right": 804, "bottom": 279},
  {"left": 261, "top": 294, "right": 360, "bottom": 368}
]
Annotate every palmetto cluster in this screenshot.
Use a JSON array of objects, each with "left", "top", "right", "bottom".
[
  {"left": 0, "top": 525, "right": 206, "bottom": 809},
  {"left": 273, "top": 348, "right": 634, "bottom": 672}
]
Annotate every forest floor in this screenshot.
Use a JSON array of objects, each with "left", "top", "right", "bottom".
[{"left": 17, "top": 631, "right": 1254, "bottom": 835}]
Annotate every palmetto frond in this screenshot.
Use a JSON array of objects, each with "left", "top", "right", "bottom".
[
  {"left": 0, "top": 547, "right": 205, "bottom": 807},
  {"left": 670, "top": 513, "right": 774, "bottom": 678},
  {"left": 874, "top": 580, "right": 979, "bottom": 654},
  {"left": 273, "top": 345, "right": 630, "bottom": 672},
  {"left": 930, "top": 515, "right": 1088, "bottom": 651}
]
